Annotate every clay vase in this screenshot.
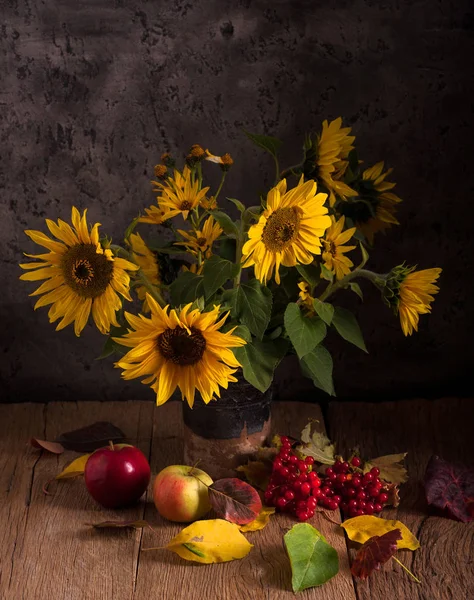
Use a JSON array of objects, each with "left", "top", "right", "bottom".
[{"left": 182, "top": 378, "right": 272, "bottom": 480}]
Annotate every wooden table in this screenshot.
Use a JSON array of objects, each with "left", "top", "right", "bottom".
[{"left": 1, "top": 399, "right": 473, "bottom": 600}]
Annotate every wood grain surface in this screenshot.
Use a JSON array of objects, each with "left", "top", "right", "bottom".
[{"left": 1, "top": 399, "right": 472, "bottom": 600}]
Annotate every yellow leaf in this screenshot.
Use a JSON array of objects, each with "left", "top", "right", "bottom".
[
  {"left": 341, "top": 515, "right": 420, "bottom": 551},
  {"left": 56, "top": 454, "right": 91, "bottom": 479},
  {"left": 363, "top": 453, "right": 408, "bottom": 484},
  {"left": 239, "top": 506, "right": 276, "bottom": 532},
  {"left": 166, "top": 519, "right": 253, "bottom": 564}
]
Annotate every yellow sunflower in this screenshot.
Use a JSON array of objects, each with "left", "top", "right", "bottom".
[
  {"left": 298, "top": 281, "right": 315, "bottom": 313},
  {"left": 129, "top": 233, "right": 161, "bottom": 312},
  {"left": 396, "top": 267, "right": 442, "bottom": 336},
  {"left": 322, "top": 216, "right": 357, "bottom": 280},
  {"left": 158, "top": 166, "right": 210, "bottom": 220},
  {"left": 138, "top": 203, "right": 174, "bottom": 226},
  {"left": 242, "top": 177, "right": 331, "bottom": 285},
  {"left": 317, "top": 117, "right": 358, "bottom": 206},
  {"left": 176, "top": 216, "right": 223, "bottom": 258},
  {"left": 20, "top": 207, "right": 139, "bottom": 336},
  {"left": 345, "top": 162, "right": 402, "bottom": 244},
  {"left": 114, "top": 296, "right": 246, "bottom": 407}
]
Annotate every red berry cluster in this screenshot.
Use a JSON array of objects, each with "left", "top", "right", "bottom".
[
  {"left": 264, "top": 437, "right": 391, "bottom": 522},
  {"left": 321, "top": 457, "right": 390, "bottom": 517},
  {"left": 264, "top": 436, "right": 321, "bottom": 521}
]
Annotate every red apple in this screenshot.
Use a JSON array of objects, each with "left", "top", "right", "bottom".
[
  {"left": 153, "top": 465, "right": 213, "bottom": 522},
  {"left": 84, "top": 443, "right": 150, "bottom": 508}
]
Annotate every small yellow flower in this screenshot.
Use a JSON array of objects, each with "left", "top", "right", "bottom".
[
  {"left": 153, "top": 164, "right": 168, "bottom": 179},
  {"left": 298, "top": 281, "right": 315, "bottom": 313},
  {"left": 138, "top": 204, "right": 174, "bottom": 226},
  {"left": 322, "top": 216, "right": 357, "bottom": 280},
  {"left": 200, "top": 195, "right": 217, "bottom": 210},
  {"left": 159, "top": 166, "right": 210, "bottom": 220},
  {"left": 176, "top": 216, "right": 223, "bottom": 258},
  {"left": 205, "top": 150, "right": 234, "bottom": 171},
  {"left": 129, "top": 233, "right": 161, "bottom": 313},
  {"left": 189, "top": 144, "right": 206, "bottom": 159}
]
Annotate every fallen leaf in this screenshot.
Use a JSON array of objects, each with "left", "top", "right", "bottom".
[
  {"left": 56, "top": 454, "right": 91, "bottom": 479},
  {"left": 296, "top": 421, "right": 335, "bottom": 465},
  {"left": 363, "top": 453, "right": 408, "bottom": 484},
  {"left": 87, "top": 520, "right": 152, "bottom": 530},
  {"left": 257, "top": 445, "right": 279, "bottom": 463},
  {"left": 55, "top": 421, "right": 126, "bottom": 452},
  {"left": 209, "top": 478, "right": 262, "bottom": 525},
  {"left": 165, "top": 519, "right": 253, "bottom": 563},
  {"left": 239, "top": 506, "right": 275, "bottom": 532},
  {"left": 30, "top": 438, "right": 65, "bottom": 454},
  {"left": 385, "top": 482, "right": 401, "bottom": 508},
  {"left": 424, "top": 455, "right": 474, "bottom": 522},
  {"left": 351, "top": 529, "right": 402, "bottom": 580},
  {"left": 341, "top": 515, "right": 420, "bottom": 551},
  {"left": 284, "top": 523, "right": 339, "bottom": 592},
  {"left": 236, "top": 460, "right": 272, "bottom": 491}
]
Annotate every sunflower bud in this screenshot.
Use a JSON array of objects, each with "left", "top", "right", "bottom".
[
  {"left": 186, "top": 144, "right": 206, "bottom": 167},
  {"left": 382, "top": 264, "right": 414, "bottom": 309},
  {"left": 219, "top": 153, "right": 234, "bottom": 171},
  {"left": 160, "top": 153, "right": 175, "bottom": 168},
  {"left": 153, "top": 164, "right": 168, "bottom": 180}
]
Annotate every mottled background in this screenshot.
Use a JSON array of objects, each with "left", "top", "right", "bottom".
[{"left": 1, "top": 0, "right": 473, "bottom": 403}]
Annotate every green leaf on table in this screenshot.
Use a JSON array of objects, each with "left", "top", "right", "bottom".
[
  {"left": 284, "top": 523, "right": 339, "bottom": 592},
  {"left": 349, "top": 282, "right": 363, "bottom": 300},
  {"left": 300, "top": 345, "right": 335, "bottom": 396},
  {"left": 234, "top": 338, "right": 289, "bottom": 393},
  {"left": 312, "top": 298, "right": 334, "bottom": 326},
  {"left": 202, "top": 256, "right": 239, "bottom": 298},
  {"left": 332, "top": 307, "right": 367, "bottom": 352},
  {"left": 227, "top": 198, "right": 246, "bottom": 214},
  {"left": 209, "top": 210, "right": 239, "bottom": 237},
  {"left": 170, "top": 271, "right": 205, "bottom": 306},
  {"left": 229, "top": 280, "right": 273, "bottom": 340},
  {"left": 244, "top": 131, "right": 282, "bottom": 159},
  {"left": 284, "top": 303, "right": 326, "bottom": 359},
  {"left": 296, "top": 263, "right": 321, "bottom": 288}
]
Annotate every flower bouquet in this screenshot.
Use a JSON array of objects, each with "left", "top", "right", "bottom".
[{"left": 20, "top": 118, "right": 442, "bottom": 472}]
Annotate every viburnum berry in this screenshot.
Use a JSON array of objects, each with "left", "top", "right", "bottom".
[
  {"left": 370, "top": 467, "right": 381, "bottom": 477},
  {"left": 351, "top": 456, "right": 361, "bottom": 467}
]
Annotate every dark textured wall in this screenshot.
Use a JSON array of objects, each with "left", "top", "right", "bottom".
[{"left": 2, "top": 0, "right": 473, "bottom": 403}]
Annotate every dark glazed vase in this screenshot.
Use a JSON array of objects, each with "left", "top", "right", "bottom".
[{"left": 182, "top": 378, "right": 272, "bottom": 479}]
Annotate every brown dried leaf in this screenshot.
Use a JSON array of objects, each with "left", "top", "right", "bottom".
[
  {"left": 363, "top": 453, "right": 408, "bottom": 484},
  {"left": 236, "top": 460, "right": 272, "bottom": 491},
  {"left": 55, "top": 421, "right": 126, "bottom": 452},
  {"left": 30, "top": 438, "right": 65, "bottom": 454},
  {"left": 87, "top": 520, "right": 152, "bottom": 530},
  {"left": 209, "top": 478, "right": 262, "bottom": 525}
]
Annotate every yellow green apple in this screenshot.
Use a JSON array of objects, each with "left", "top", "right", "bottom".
[{"left": 153, "top": 465, "right": 213, "bottom": 522}]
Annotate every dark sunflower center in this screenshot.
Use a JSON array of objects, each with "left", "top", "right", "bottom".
[
  {"left": 60, "top": 243, "right": 114, "bottom": 298},
  {"left": 196, "top": 237, "right": 207, "bottom": 247},
  {"left": 180, "top": 200, "right": 193, "bottom": 211},
  {"left": 262, "top": 207, "right": 301, "bottom": 253},
  {"left": 325, "top": 240, "right": 337, "bottom": 256},
  {"left": 157, "top": 326, "right": 206, "bottom": 366}
]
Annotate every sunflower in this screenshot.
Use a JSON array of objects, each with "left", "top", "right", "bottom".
[
  {"left": 384, "top": 265, "right": 442, "bottom": 336},
  {"left": 316, "top": 117, "right": 358, "bottom": 206},
  {"left": 176, "top": 216, "right": 223, "bottom": 258},
  {"left": 322, "top": 216, "right": 357, "bottom": 280},
  {"left": 242, "top": 177, "right": 331, "bottom": 285},
  {"left": 19, "top": 207, "right": 139, "bottom": 336},
  {"left": 341, "top": 162, "right": 402, "bottom": 244},
  {"left": 129, "top": 233, "right": 161, "bottom": 312},
  {"left": 138, "top": 204, "right": 174, "bottom": 226},
  {"left": 114, "top": 296, "right": 246, "bottom": 407},
  {"left": 158, "top": 166, "right": 210, "bottom": 220}
]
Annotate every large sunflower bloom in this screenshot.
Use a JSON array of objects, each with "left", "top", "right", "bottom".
[
  {"left": 20, "top": 208, "right": 138, "bottom": 336},
  {"left": 242, "top": 177, "right": 331, "bottom": 285},
  {"left": 176, "top": 216, "right": 223, "bottom": 258},
  {"left": 129, "top": 233, "right": 161, "bottom": 313},
  {"left": 115, "top": 296, "right": 246, "bottom": 407},
  {"left": 317, "top": 118, "right": 357, "bottom": 206},
  {"left": 322, "top": 216, "right": 357, "bottom": 280},
  {"left": 397, "top": 268, "right": 442, "bottom": 336},
  {"left": 158, "top": 166, "right": 210, "bottom": 220}
]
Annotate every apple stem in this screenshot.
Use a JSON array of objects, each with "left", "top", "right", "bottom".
[
  {"left": 109, "top": 440, "right": 115, "bottom": 451},
  {"left": 191, "top": 473, "right": 210, "bottom": 488}
]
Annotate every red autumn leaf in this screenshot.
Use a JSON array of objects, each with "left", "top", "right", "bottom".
[
  {"left": 55, "top": 421, "right": 126, "bottom": 452},
  {"left": 30, "top": 438, "right": 65, "bottom": 454},
  {"left": 424, "top": 455, "right": 474, "bottom": 523},
  {"left": 209, "top": 478, "right": 262, "bottom": 525},
  {"left": 351, "top": 529, "right": 402, "bottom": 580}
]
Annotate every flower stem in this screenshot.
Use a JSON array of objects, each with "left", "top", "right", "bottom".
[
  {"left": 318, "top": 268, "right": 385, "bottom": 302},
  {"left": 392, "top": 556, "right": 422, "bottom": 584},
  {"left": 279, "top": 163, "right": 304, "bottom": 180},
  {"left": 214, "top": 172, "right": 227, "bottom": 201}
]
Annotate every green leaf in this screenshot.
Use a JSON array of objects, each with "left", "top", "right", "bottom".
[
  {"left": 320, "top": 264, "right": 334, "bottom": 282},
  {"left": 209, "top": 211, "right": 239, "bottom": 237},
  {"left": 228, "top": 280, "right": 273, "bottom": 340},
  {"left": 234, "top": 338, "right": 289, "bottom": 393},
  {"left": 300, "top": 346, "right": 335, "bottom": 396},
  {"left": 243, "top": 205, "right": 262, "bottom": 224},
  {"left": 349, "top": 281, "right": 363, "bottom": 300},
  {"left": 243, "top": 131, "right": 282, "bottom": 159},
  {"left": 332, "top": 307, "right": 367, "bottom": 352},
  {"left": 124, "top": 215, "right": 141, "bottom": 242},
  {"left": 202, "top": 256, "right": 239, "bottom": 299},
  {"left": 284, "top": 523, "right": 339, "bottom": 592},
  {"left": 284, "top": 303, "right": 326, "bottom": 359},
  {"left": 313, "top": 298, "right": 334, "bottom": 326},
  {"left": 359, "top": 242, "right": 369, "bottom": 267},
  {"left": 227, "top": 198, "right": 246, "bottom": 214},
  {"left": 296, "top": 263, "right": 321, "bottom": 288},
  {"left": 170, "top": 271, "right": 205, "bottom": 306}
]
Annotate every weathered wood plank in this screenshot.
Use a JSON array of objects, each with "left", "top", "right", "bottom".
[
  {"left": 0, "top": 404, "right": 45, "bottom": 597},
  {"left": 328, "top": 398, "right": 474, "bottom": 600},
  {"left": 133, "top": 401, "right": 356, "bottom": 600},
  {"left": 5, "top": 401, "right": 153, "bottom": 600}
]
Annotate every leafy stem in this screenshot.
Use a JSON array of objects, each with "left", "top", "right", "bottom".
[
  {"left": 214, "top": 171, "right": 227, "bottom": 202},
  {"left": 279, "top": 162, "right": 304, "bottom": 180},
  {"left": 318, "top": 268, "right": 386, "bottom": 302},
  {"left": 233, "top": 217, "right": 245, "bottom": 287}
]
